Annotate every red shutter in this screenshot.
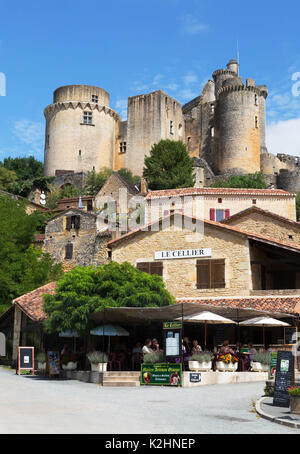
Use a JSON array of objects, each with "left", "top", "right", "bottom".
[
  {"left": 210, "top": 209, "right": 215, "bottom": 221},
  {"left": 225, "top": 209, "right": 230, "bottom": 219}
]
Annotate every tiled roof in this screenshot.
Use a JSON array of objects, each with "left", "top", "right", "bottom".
[
  {"left": 177, "top": 296, "right": 300, "bottom": 316},
  {"left": 58, "top": 196, "right": 94, "bottom": 203},
  {"left": 107, "top": 212, "right": 300, "bottom": 253},
  {"left": 146, "top": 187, "right": 295, "bottom": 199},
  {"left": 13, "top": 282, "right": 57, "bottom": 321},
  {"left": 34, "top": 234, "right": 45, "bottom": 242},
  {"left": 221, "top": 205, "right": 300, "bottom": 228}
]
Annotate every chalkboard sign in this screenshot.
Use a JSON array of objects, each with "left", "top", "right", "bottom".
[
  {"left": 285, "top": 327, "right": 297, "bottom": 345},
  {"left": 18, "top": 347, "right": 34, "bottom": 375},
  {"left": 273, "top": 350, "right": 294, "bottom": 407}
]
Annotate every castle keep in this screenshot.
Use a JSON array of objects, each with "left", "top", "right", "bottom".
[{"left": 44, "top": 59, "right": 300, "bottom": 191}]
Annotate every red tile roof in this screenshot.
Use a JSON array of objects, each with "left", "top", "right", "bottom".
[
  {"left": 107, "top": 212, "right": 300, "bottom": 253},
  {"left": 221, "top": 205, "right": 300, "bottom": 228},
  {"left": 13, "top": 282, "right": 57, "bottom": 322},
  {"left": 146, "top": 187, "right": 295, "bottom": 199},
  {"left": 177, "top": 296, "right": 300, "bottom": 316}
]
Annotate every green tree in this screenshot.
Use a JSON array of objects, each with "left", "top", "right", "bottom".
[
  {"left": 143, "top": 140, "right": 195, "bottom": 190},
  {"left": 46, "top": 184, "right": 79, "bottom": 209},
  {"left": 296, "top": 193, "right": 300, "bottom": 221},
  {"left": 211, "top": 172, "right": 268, "bottom": 189},
  {"left": 83, "top": 168, "right": 113, "bottom": 196},
  {"left": 117, "top": 168, "right": 140, "bottom": 187},
  {"left": 43, "top": 262, "right": 175, "bottom": 334},
  {"left": 0, "top": 165, "right": 18, "bottom": 193},
  {"left": 0, "top": 195, "right": 63, "bottom": 315}
]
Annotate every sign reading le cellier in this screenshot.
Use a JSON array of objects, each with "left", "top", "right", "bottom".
[{"left": 155, "top": 248, "right": 212, "bottom": 260}]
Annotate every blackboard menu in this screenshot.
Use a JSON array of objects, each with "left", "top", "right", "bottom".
[
  {"left": 18, "top": 347, "right": 34, "bottom": 375},
  {"left": 273, "top": 350, "right": 294, "bottom": 407}
]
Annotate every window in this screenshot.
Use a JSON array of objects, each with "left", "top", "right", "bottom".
[
  {"left": 187, "top": 137, "right": 191, "bottom": 151},
  {"left": 91, "top": 94, "right": 98, "bottom": 103},
  {"left": 78, "top": 150, "right": 82, "bottom": 157},
  {"left": 211, "top": 127, "right": 215, "bottom": 137},
  {"left": 211, "top": 104, "right": 215, "bottom": 114},
  {"left": 83, "top": 111, "right": 93, "bottom": 125},
  {"left": 255, "top": 94, "right": 258, "bottom": 106},
  {"left": 210, "top": 209, "right": 230, "bottom": 221},
  {"left": 289, "top": 235, "right": 293, "bottom": 240},
  {"left": 216, "top": 209, "right": 225, "bottom": 222},
  {"left": 66, "top": 215, "right": 81, "bottom": 230},
  {"left": 46, "top": 135, "right": 50, "bottom": 147},
  {"left": 65, "top": 243, "right": 73, "bottom": 260},
  {"left": 170, "top": 121, "right": 174, "bottom": 135},
  {"left": 252, "top": 199, "right": 257, "bottom": 205},
  {"left": 87, "top": 200, "right": 93, "bottom": 211},
  {"left": 119, "top": 142, "right": 127, "bottom": 153},
  {"left": 255, "top": 116, "right": 258, "bottom": 129},
  {"left": 218, "top": 198, "right": 222, "bottom": 204},
  {"left": 196, "top": 259, "right": 225, "bottom": 289},
  {"left": 137, "top": 262, "right": 163, "bottom": 277}
]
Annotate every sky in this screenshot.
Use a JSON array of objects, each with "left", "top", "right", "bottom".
[{"left": 0, "top": 0, "right": 300, "bottom": 163}]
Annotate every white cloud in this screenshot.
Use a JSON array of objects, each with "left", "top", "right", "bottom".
[
  {"left": 182, "top": 15, "right": 208, "bottom": 35},
  {"left": 12, "top": 119, "right": 44, "bottom": 159},
  {"left": 183, "top": 71, "right": 198, "bottom": 86},
  {"left": 267, "top": 117, "right": 300, "bottom": 157}
]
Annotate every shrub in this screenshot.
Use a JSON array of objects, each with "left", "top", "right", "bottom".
[
  {"left": 191, "top": 352, "right": 213, "bottom": 362},
  {"left": 288, "top": 387, "right": 300, "bottom": 396},
  {"left": 87, "top": 351, "right": 108, "bottom": 364},
  {"left": 253, "top": 351, "right": 270, "bottom": 365},
  {"left": 36, "top": 352, "right": 46, "bottom": 363},
  {"left": 143, "top": 352, "right": 164, "bottom": 364}
]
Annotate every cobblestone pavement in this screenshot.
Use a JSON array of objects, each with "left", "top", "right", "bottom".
[{"left": 0, "top": 367, "right": 298, "bottom": 434}]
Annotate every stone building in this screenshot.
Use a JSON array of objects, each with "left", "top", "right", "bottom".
[
  {"left": 43, "top": 58, "right": 300, "bottom": 191},
  {"left": 44, "top": 208, "right": 111, "bottom": 271},
  {"left": 108, "top": 213, "right": 300, "bottom": 299}
]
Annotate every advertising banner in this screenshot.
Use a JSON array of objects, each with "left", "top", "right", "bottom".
[
  {"left": 141, "top": 363, "right": 182, "bottom": 386},
  {"left": 269, "top": 352, "right": 278, "bottom": 379}
]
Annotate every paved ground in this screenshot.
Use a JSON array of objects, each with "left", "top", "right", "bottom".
[
  {"left": 0, "top": 367, "right": 298, "bottom": 434},
  {"left": 259, "top": 397, "right": 300, "bottom": 428}
]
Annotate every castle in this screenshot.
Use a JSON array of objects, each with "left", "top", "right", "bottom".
[{"left": 44, "top": 58, "right": 300, "bottom": 192}]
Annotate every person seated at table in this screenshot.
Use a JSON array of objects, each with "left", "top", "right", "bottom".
[
  {"left": 234, "top": 342, "right": 241, "bottom": 353},
  {"left": 219, "top": 340, "right": 235, "bottom": 355},
  {"left": 142, "top": 338, "right": 153, "bottom": 354},
  {"left": 152, "top": 338, "right": 163, "bottom": 353},
  {"left": 191, "top": 340, "right": 202, "bottom": 355},
  {"left": 248, "top": 343, "right": 257, "bottom": 365},
  {"left": 132, "top": 342, "right": 142, "bottom": 354}
]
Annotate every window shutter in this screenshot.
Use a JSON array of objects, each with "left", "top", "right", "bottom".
[
  {"left": 225, "top": 209, "right": 230, "bottom": 219},
  {"left": 66, "top": 217, "right": 72, "bottom": 231},
  {"left": 211, "top": 259, "right": 225, "bottom": 288},
  {"left": 150, "top": 262, "right": 163, "bottom": 277},
  {"left": 209, "top": 209, "right": 215, "bottom": 221},
  {"left": 65, "top": 243, "right": 73, "bottom": 260},
  {"left": 196, "top": 260, "right": 210, "bottom": 289},
  {"left": 137, "top": 263, "right": 150, "bottom": 274},
  {"left": 75, "top": 215, "right": 81, "bottom": 230}
]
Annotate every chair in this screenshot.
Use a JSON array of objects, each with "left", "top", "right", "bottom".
[{"left": 131, "top": 353, "right": 143, "bottom": 370}]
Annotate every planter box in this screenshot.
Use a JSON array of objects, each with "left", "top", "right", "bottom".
[
  {"left": 91, "top": 362, "right": 107, "bottom": 372},
  {"left": 216, "top": 361, "right": 238, "bottom": 372},
  {"left": 290, "top": 395, "right": 300, "bottom": 414},
  {"left": 252, "top": 362, "right": 269, "bottom": 372},
  {"left": 189, "top": 361, "right": 212, "bottom": 372},
  {"left": 62, "top": 361, "right": 77, "bottom": 371}
]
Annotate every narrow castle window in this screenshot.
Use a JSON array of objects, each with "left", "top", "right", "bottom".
[
  {"left": 119, "top": 142, "right": 127, "bottom": 153},
  {"left": 91, "top": 94, "right": 98, "bottom": 103},
  {"left": 78, "top": 150, "right": 82, "bottom": 157},
  {"left": 187, "top": 137, "right": 191, "bottom": 151},
  {"left": 170, "top": 121, "right": 174, "bottom": 135},
  {"left": 255, "top": 116, "right": 259, "bottom": 129},
  {"left": 255, "top": 94, "right": 258, "bottom": 106},
  {"left": 83, "top": 111, "right": 93, "bottom": 125},
  {"left": 211, "top": 127, "right": 215, "bottom": 137},
  {"left": 211, "top": 104, "right": 215, "bottom": 114}
]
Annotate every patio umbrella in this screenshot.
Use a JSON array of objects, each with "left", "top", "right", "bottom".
[
  {"left": 239, "top": 316, "right": 290, "bottom": 347},
  {"left": 59, "top": 330, "right": 80, "bottom": 351},
  {"left": 179, "top": 311, "right": 237, "bottom": 351},
  {"left": 90, "top": 324, "right": 129, "bottom": 353}
]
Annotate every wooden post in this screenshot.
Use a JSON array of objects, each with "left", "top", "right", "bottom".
[{"left": 12, "top": 306, "right": 22, "bottom": 362}]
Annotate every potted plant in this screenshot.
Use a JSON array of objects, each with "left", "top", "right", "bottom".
[
  {"left": 189, "top": 352, "right": 212, "bottom": 372},
  {"left": 61, "top": 354, "right": 78, "bottom": 371},
  {"left": 87, "top": 351, "right": 108, "bottom": 372},
  {"left": 251, "top": 351, "right": 270, "bottom": 372},
  {"left": 143, "top": 352, "right": 164, "bottom": 364},
  {"left": 37, "top": 352, "right": 46, "bottom": 372},
  {"left": 288, "top": 387, "right": 300, "bottom": 414},
  {"left": 216, "top": 353, "right": 238, "bottom": 372}
]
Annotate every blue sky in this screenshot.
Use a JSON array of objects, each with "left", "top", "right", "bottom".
[{"left": 0, "top": 0, "right": 300, "bottom": 162}]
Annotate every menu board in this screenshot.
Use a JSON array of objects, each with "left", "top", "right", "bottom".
[
  {"left": 273, "top": 351, "right": 294, "bottom": 407},
  {"left": 18, "top": 347, "right": 34, "bottom": 375},
  {"left": 47, "top": 351, "right": 60, "bottom": 376},
  {"left": 269, "top": 352, "right": 278, "bottom": 379}
]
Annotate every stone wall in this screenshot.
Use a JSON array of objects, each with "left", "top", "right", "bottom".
[{"left": 111, "top": 221, "right": 252, "bottom": 298}]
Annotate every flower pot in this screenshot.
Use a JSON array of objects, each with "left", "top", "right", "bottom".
[
  {"left": 62, "top": 361, "right": 77, "bottom": 371},
  {"left": 189, "top": 360, "right": 212, "bottom": 372},
  {"left": 38, "top": 361, "right": 46, "bottom": 371},
  {"left": 91, "top": 362, "right": 107, "bottom": 372},
  {"left": 290, "top": 395, "right": 300, "bottom": 414},
  {"left": 216, "top": 361, "right": 238, "bottom": 372},
  {"left": 252, "top": 362, "right": 269, "bottom": 372}
]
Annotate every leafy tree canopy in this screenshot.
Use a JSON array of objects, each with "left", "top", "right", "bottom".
[
  {"left": 0, "top": 195, "right": 63, "bottom": 315},
  {"left": 83, "top": 167, "right": 141, "bottom": 196},
  {"left": 211, "top": 172, "right": 268, "bottom": 189},
  {"left": 296, "top": 193, "right": 300, "bottom": 221},
  {"left": 117, "top": 168, "right": 141, "bottom": 187},
  {"left": 143, "top": 140, "right": 195, "bottom": 190},
  {"left": 43, "top": 262, "right": 175, "bottom": 334},
  {"left": 46, "top": 184, "right": 80, "bottom": 209}
]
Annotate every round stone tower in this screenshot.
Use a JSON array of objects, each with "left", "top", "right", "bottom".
[
  {"left": 44, "top": 85, "right": 120, "bottom": 176},
  {"left": 214, "top": 72, "right": 263, "bottom": 175}
]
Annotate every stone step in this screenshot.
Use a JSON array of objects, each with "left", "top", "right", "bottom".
[
  {"left": 103, "top": 372, "right": 140, "bottom": 377},
  {"left": 103, "top": 377, "right": 140, "bottom": 383},
  {"left": 103, "top": 381, "right": 140, "bottom": 387}
]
